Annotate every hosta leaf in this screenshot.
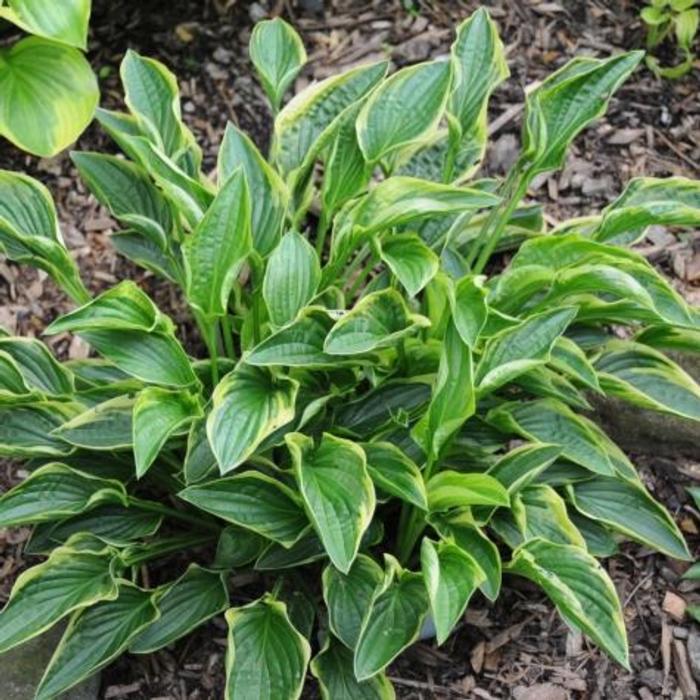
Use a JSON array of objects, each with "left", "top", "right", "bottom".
[
  {"left": 322, "top": 102, "right": 373, "bottom": 217},
  {"left": 0, "top": 170, "right": 88, "bottom": 302},
  {"left": 354, "top": 558, "right": 429, "bottom": 680},
  {"left": 427, "top": 471, "right": 509, "bottom": 512},
  {"left": 510, "top": 234, "right": 696, "bottom": 327},
  {"left": 133, "top": 387, "right": 201, "bottom": 478},
  {"left": 53, "top": 395, "right": 135, "bottom": 450},
  {"left": 421, "top": 538, "right": 484, "bottom": 644},
  {"left": 506, "top": 539, "right": 628, "bottom": 667},
  {"left": 447, "top": 8, "right": 509, "bottom": 172},
  {"left": 0, "top": 337, "right": 73, "bottom": 396},
  {"left": 109, "top": 132, "right": 211, "bottom": 226},
  {"left": 263, "top": 231, "right": 321, "bottom": 327},
  {"left": 28, "top": 503, "right": 162, "bottom": 553},
  {"left": 184, "top": 168, "right": 252, "bottom": 317},
  {"left": 274, "top": 61, "right": 388, "bottom": 178},
  {"left": 130, "top": 564, "right": 228, "bottom": 653},
  {"left": 246, "top": 307, "right": 337, "bottom": 367},
  {"left": 594, "top": 176, "right": 700, "bottom": 245},
  {"left": 78, "top": 328, "right": 197, "bottom": 387},
  {"left": 348, "top": 177, "right": 500, "bottom": 237},
  {"left": 0, "top": 402, "right": 79, "bottom": 457},
  {"left": 421, "top": 321, "right": 475, "bottom": 459},
  {"left": 255, "top": 532, "right": 326, "bottom": 571},
  {"left": 635, "top": 325, "right": 700, "bottom": 354},
  {"left": 379, "top": 234, "right": 439, "bottom": 297},
  {"left": 488, "top": 264, "right": 554, "bottom": 315},
  {"left": 208, "top": 365, "right": 298, "bottom": 473},
  {"left": 287, "top": 432, "right": 375, "bottom": 573},
  {"left": 71, "top": 152, "right": 173, "bottom": 247},
  {"left": 519, "top": 485, "right": 586, "bottom": 547},
  {"left": 570, "top": 512, "right": 619, "bottom": 558},
  {"left": 249, "top": 18, "right": 307, "bottom": 112},
  {"left": 324, "top": 289, "right": 430, "bottom": 356},
  {"left": 357, "top": 59, "right": 452, "bottom": 163},
  {"left": 522, "top": 52, "right": 643, "bottom": 177},
  {"left": 547, "top": 264, "right": 655, "bottom": 313},
  {"left": 487, "top": 399, "right": 618, "bottom": 476},
  {"left": 335, "top": 379, "right": 431, "bottom": 437},
  {"left": 515, "top": 365, "right": 592, "bottom": 411},
  {"left": 0, "top": 0, "right": 90, "bottom": 48},
  {"left": 110, "top": 230, "right": 179, "bottom": 281},
  {"left": 0, "top": 463, "right": 126, "bottom": 527},
  {"left": 0, "top": 542, "right": 117, "bottom": 654},
  {"left": 487, "top": 443, "right": 562, "bottom": 493},
  {"left": 121, "top": 50, "right": 196, "bottom": 161},
  {"left": 0, "top": 351, "right": 33, "bottom": 400},
  {"left": 475, "top": 307, "right": 577, "bottom": 395},
  {"left": 396, "top": 130, "right": 483, "bottom": 184},
  {"left": 225, "top": 596, "right": 311, "bottom": 700},
  {"left": 594, "top": 341, "right": 700, "bottom": 420},
  {"left": 312, "top": 638, "right": 395, "bottom": 700},
  {"left": 179, "top": 472, "right": 309, "bottom": 546},
  {"left": 431, "top": 511, "right": 502, "bottom": 600},
  {"left": 184, "top": 416, "right": 217, "bottom": 484},
  {"left": 550, "top": 336, "right": 601, "bottom": 392},
  {"left": 362, "top": 441, "right": 428, "bottom": 510},
  {"left": 218, "top": 123, "right": 287, "bottom": 256},
  {"left": 568, "top": 476, "right": 690, "bottom": 560},
  {"left": 46, "top": 280, "right": 165, "bottom": 334},
  {"left": 450, "top": 275, "right": 488, "bottom": 347},
  {"left": 215, "top": 525, "right": 267, "bottom": 569},
  {"left": 0, "top": 37, "right": 98, "bottom": 157},
  {"left": 36, "top": 582, "right": 159, "bottom": 700},
  {"left": 323, "top": 554, "right": 384, "bottom": 649}
]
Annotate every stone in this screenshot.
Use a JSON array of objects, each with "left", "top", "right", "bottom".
[
  {"left": 0, "top": 624, "right": 100, "bottom": 700},
  {"left": 589, "top": 349, "right": 700, "bottom": 459}
]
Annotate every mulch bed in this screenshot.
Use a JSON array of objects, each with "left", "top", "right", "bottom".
[{"left": 1, "top": 0, "right": 699, "bottom": 697}]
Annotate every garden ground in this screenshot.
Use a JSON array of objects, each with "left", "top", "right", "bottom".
[{"left": 1, "top": 0, "right": 699, "bottom": 697}]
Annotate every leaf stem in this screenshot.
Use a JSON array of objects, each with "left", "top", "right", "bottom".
[
  {"left": 396, "top": 455, "right": 436, "bottom": 563},
  {"left": 121, "top": 533, "right": 217, "bottom": 567},
  {"left": 315, "top": 210, "right": 331, "bottom": 258},
  {"left": 194, "top": 310, "right": 220, "bottom": 386},
  {"left": 221, "top": 315, "right": 236, "bottom": 360},
  {"left": 129, "top": 497, "right": 221, "bottom": 533},
  {"left": 472, "top": 174, "right": 529, "bottom": 275},
  {"left": 344, "top": 245, "right": 376, "bottom": 299}
]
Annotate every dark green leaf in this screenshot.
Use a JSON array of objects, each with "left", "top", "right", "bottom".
[
  {"left": 179, "top": 471, "right": 309, "bottom": 546},
  {"left": 130, "top": 564, "right": 228, "bottom": 653},
  {"left": 208, "top": 365, "right": 298, "bottom": 473},
  {"left": 288, "top": 432, "right": 375, "bottom": 573},
  {"left": 36, "top": 582, "right": 159, "bottom": 700},
  {"left": 225, "top": 595, "right": 311, "bottom": 700},
  {"left": 0, "top": 463, "right": 127, "bottom": 527}
]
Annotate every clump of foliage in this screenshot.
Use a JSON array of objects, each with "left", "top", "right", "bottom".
[
  {"left": 641, "top": 0, "right": 699, "bottom": 77},
  {"left": 0, "top": 10, "right": 699, "bottom": 699},
  {"left": 0, "top": 0, "right": 98, "bottom": 156}
]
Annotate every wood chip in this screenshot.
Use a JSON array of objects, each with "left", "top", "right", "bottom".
[
  {"left": 672, "top": 638, "right": 699, "bottom": 698},
  {"left": 664, "top": 591, "right": 688, "bottom": 622},
  {"left": 471, "top": 640, "right": 485, "bottom": 674}
]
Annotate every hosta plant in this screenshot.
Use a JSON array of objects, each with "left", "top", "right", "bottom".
[
  {"left": 0, "top": 0, "right": 98, "bottom": 156},
  {"left": 641, "top": 0, "right": 699, "bottom": 78},
  {"left": 1, "top": 11, "right": 699, "bottom": 699}
]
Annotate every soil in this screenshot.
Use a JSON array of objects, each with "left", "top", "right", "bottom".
[{"left": 1, "top": 0, "right": 699, "bottom": 698}]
